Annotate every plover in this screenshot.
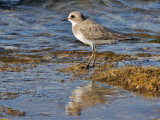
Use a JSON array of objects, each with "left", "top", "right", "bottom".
[{"left": 62, "top": 11, "right": 130, "bottom": 68}]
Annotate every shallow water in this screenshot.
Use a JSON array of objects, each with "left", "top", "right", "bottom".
[{"left": 0, "top": 0, "right": 160, "bottom": 119}]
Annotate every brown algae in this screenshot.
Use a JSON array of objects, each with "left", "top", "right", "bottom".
[
  {"left": 0, "top": 105, "right": 26, "bottom": 117},
  {"left": 0, "top": 54, "right": 51, "bottom": 72},
  {"left": 127, "top": 33, "right": 160, "bottom": 39},
  {"left": 0, "top": 55, "right": 41, "bottom": 64},
  {"left": 1, "top": 50, "right": 160, "bottom": 94},
  {"left": 91, "top": 64, "right": 160, "bottom": 93},
  {"left": 59, "top": 63, "right": 90, "bottom": 78},
  {"left": 58, "top": 51, "right": 160, "bottom": 94},
  {"left": 0, "top": 91, "right": 19, "bottom": 100}
]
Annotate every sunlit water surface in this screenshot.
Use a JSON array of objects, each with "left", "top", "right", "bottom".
[{"left": 0, "top": 0, "right": 160, "bottom": 119}]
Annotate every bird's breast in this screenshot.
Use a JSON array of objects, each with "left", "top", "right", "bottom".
[
  {"left": 74, "top": 33, "right": 86, "bottom": 43},
  {"left": 74, "top": 33, "right": 93, "bottom": 46},
  {"left": 72, "top": 24, "right": 93, "bottom": 46}
]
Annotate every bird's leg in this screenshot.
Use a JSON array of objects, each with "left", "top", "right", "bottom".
[
  {"left": 85, "top": 45, "right": 96, "bottom": 69},
  {"left": 92, "top": 47, "right": 97, "bottom": 67},
  {"left": 85, "top": 51, "right": 94, "bottom": 69}
]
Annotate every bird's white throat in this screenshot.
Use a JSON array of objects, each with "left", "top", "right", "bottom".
[{"left": 69, "top": 19, "right": 78, "bottom": 26}]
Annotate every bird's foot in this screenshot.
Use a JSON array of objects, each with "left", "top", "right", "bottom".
[
  {"left": 81, "top": 64, "right": 90, "bottom": 69},
  {"left": 81, "top": 64, "right": 96, "bottom": 69},
  {"left": 85, "top": 64, "right": 90, "bottom": 69}
]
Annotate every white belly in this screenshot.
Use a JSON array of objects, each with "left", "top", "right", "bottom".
[
  {"left": 74, "top": 33, "right": 93, "bottom": 46},
  {"left": 74, "top": 33, "right": 114, "bottom": 46}
]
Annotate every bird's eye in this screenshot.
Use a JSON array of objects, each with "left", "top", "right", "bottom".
[{"left": 71, "top": 15, "right": 75, "bottom": 18}]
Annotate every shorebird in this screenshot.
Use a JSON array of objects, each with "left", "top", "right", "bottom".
[{"left": 62, "top": 11, "right": 130, "bottom": 68}]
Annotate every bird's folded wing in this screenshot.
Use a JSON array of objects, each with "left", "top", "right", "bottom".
[{"left": 79, "top": 20, "right": 130, "bottom": 41}]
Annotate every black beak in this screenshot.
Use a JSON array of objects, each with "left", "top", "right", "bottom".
[{"left": 61, "top": 18, "right": 68, "bottom": 21}]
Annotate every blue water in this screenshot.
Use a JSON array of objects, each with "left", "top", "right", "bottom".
[{"left": 0, "top": 0, "right": 160, "bottom": 119}]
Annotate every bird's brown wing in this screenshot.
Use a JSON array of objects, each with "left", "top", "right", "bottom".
[{"left": 79, "top": 20, "right": 130, "bottom": 41}]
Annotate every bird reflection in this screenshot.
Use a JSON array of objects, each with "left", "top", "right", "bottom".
[{"left": 66, "top": 81, "right": 116, "bottom": 116}]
